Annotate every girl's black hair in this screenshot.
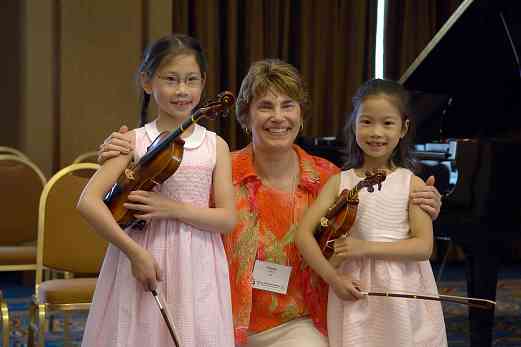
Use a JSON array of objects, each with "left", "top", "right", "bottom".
[
  {"left": 343, "top": 78, "right": 416, "bottom": 171},
  {"left": 137, "top": 34, "right": 208, "bottom": 126}
]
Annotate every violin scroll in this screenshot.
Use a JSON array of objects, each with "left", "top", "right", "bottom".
[
  {"left": 360, "top": 169, "right": 386, "bottom": 192},
  {"left": 196, "top": 91, "right": 235, "bottom": 120}
]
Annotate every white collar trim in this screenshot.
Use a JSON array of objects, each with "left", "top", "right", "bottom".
[{"left": 144, "top": 120, "right": 205, "bottom": 150}]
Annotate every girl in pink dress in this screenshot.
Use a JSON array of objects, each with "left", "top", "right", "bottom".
[
  {"left": 77, "top": 34, "right": 236, "bottom": 347},
  {"left": 296, "top": 79, "right": 447, "bottom": 347}
]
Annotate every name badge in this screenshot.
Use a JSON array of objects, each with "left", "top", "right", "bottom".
[{"left": 252, "top": 260, "right": 292, "bottom": 294}]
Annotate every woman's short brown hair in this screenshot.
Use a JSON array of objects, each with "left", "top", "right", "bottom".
[{"left": 235, "top": 59, "right": 310, "bottom": 130}]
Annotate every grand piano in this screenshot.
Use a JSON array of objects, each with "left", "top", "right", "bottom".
[
  {"left": 298, "top": 0, "right": 521, "bottom": 345},
  {"left": 400, "top": 0, "right": 521, "bottom": 346}
]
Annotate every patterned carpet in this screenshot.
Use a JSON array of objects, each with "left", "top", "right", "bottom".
[
  {"left": 438, "top": 279, "right": 521, "bottom": 346},
  {"left": 1, "top": 278, "right": 520, "bottom": 346},
  {"left": 6, "top": 297, "right": 87, "bottom": 347}
]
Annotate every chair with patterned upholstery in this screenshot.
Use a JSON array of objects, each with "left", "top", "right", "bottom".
[
  {"left": 27, "top": 163, "right": 107, "bottom": 346},
  {"left": 0, "top": 154, "right": 46, "bottom": 345}
]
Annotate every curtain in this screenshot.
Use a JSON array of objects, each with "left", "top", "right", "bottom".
[
  {"left": 384, "top": 0, "right": 463, "bottom": 80},
  {"left": 170, "top": 0, "right": 377, "bottom": 150}
]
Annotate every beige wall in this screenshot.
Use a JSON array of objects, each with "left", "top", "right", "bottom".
[
  {"left": 59, "top": 0, "right": 144, "bottom": 167},
  {"left": 9, "top": 0, "right": 172, "bottom": 177}
]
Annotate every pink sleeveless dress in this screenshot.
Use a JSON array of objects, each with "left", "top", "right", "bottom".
[
  {"left": 327, "top": 168, "right": 447, "bottom": 347},
  {"left": 81, "top": 122, "right": 234, "bottom": 347}
]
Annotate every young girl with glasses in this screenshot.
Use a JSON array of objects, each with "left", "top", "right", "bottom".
[{"left": 77, "top": 34, "right": 236, "bottom": 347}]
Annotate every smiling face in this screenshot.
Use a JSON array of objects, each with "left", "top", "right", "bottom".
[
  {"left": 355, "top": 95, "right": 409, "bottom": 169},
  {"left": 143, "top": 53, "right": 205, "bottom": 121},
  {"left": 248, "top": 89, "right": 302, "bottom": 153}
]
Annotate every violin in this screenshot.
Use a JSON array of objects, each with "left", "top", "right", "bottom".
[
  {"left": 103, "top": 91, "right": 235, "bottom": 228},
  {"left": 313, "top": 169, "right": 497, "bottom": 311},
  {"left": 314, "top": 169, "right": 386, "bottom": 259}
]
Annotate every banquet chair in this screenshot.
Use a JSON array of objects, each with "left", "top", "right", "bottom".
[
  {"left": 0, "top": 155, "right": 46, "bottom": 271},
  {"left": 0, "top": 290, "right": 8, "bottom": 347},
  {"left": 0, "top": 146, "right": 31, "bottom": 161},
  {"left": 0, "top": 154, "right": 46, "bottom": 345},
  {"left": 71, "top": 151, "right": 99, "bottom": 165},
  {"left": 27, "top": 163, "right": 107, "bottom": 347}
]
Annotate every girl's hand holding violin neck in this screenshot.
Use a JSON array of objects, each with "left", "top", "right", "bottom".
[
  {"left": 130, "top": 247, "right": 163, "bottom": 291},
  {"left": 98, "top": 125, "right": 133, "bottom": 164},
  {"left": 123, "top": 190, "right": 178, "bottom": 221},
  {"left": 411, "top": 176, "right": 442, "bottom": 220},
  {"left": 329, "top": 273, "right": 364, "bottom": 301}
]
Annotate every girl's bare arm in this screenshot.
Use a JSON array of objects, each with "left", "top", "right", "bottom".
[{"left": 295, "top": 174, "right": 363, "bottom": 300}]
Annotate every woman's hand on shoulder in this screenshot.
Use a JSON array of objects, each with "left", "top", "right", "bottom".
[
  {"left": 407, "top": 174, "right": 435, "bottom": 259},
  {"left": 410, "top": 175, "right": 442, "bottom": 220},
  {"left": 98, "top": 125, "right": 134, "bottom": 164},
  {"left": 80, "top": 130, "right": 135, "bottom": 202}
]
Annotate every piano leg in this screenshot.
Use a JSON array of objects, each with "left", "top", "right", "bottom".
[{"left": 458, "top": 238, "right": 500, "bottom": 347}]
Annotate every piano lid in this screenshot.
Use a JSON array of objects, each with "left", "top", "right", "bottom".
[{"left": 399, "top": 0, "right": 521, "bottom": 141}]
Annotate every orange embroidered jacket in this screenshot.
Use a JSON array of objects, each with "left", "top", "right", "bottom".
[{"left": 223, "top": 144, "right": 339, "bottom": 345}]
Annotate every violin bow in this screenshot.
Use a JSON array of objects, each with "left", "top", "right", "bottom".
[
  {"left": 151, "top": 289, "right": 182, "bottom": 347},
  {"left": 356, "top": 288, "right": 496, "bottom": 310}
]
